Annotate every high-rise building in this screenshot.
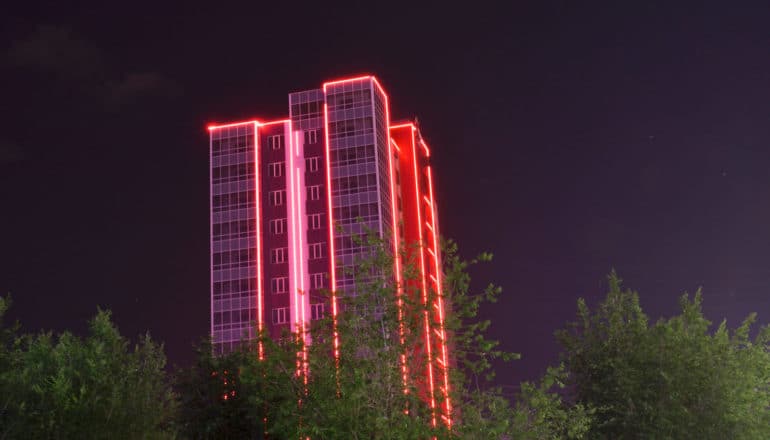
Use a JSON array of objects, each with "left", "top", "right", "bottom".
[{"left": 208, "top": 75, "right": 451, "bottom": 425}]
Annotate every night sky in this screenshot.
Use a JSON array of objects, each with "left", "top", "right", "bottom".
[{"left": 2, "top": 2, "right": 769, "bottom": 394}]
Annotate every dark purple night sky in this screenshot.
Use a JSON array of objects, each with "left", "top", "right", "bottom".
[{"left": 2, "top": 1, "right": 769, "bottom": 393}]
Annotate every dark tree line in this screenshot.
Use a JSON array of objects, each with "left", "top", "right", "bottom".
[{"left": 1, "top": 242, "right": 767, "bottom": 439}]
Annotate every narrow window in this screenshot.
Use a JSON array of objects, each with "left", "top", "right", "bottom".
[
  {"left": 308, "top": 185, "right": 321, "bottom": 201},
  {"left": 311, "top": 303, "right": 325, "bottom": 320},
  {"left": 309, "top": 243, "right": 325, "bottom": 260},
  {"left": 271, "top": 248, "right": 287, "bottom": 264},
  {"left": 272, "top": 307, "right": 289, "bottom": 324},
  {"left": 305, "top": 156, "right": 320, "bottom": 172},
  {"left": 269, "top": 190, "right": 285, "bottom": 206},
  {"left": 311, "top": 273, "right": 326, "bottom": 289},
  {"left": 271, "top": 277, "right": 287, "bottom": 294},
  {"left": 269, "top": 218, "right": 286, "bottom": 234},
  {"left": 308, "top": 213, "right": 323, "bottom": 230}
]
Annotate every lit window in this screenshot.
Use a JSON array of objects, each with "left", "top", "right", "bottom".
[
  {"left": 272, "top": 307, "right": 289, "bottom": 324},
  {"left": 308, "top": 185, "right": 321, "bottom": 201},
  {"left": 308, "top": 213, "right": 323, "bottom": 230},
  {"left": 311, "top": 303, "right": 325, "bottom": 320},
  {"left": 311, "top": 273, "right": 326, "bottom": 289},
  {"left": 309, "top": 243, "right": 325, "bottom": 260},
  {"left": 305, "top": 156, "right": 320, "bottom": 172},
  {"left": 268, "top": 162, "right": 285, "bottom": 178},
  {"left": 269, "top": 218, "right": 286, "bottom": 234},
  {"left": 269, "top": 190, "right": 285, "bottom": 206},
  {"left": 271, "top": 277, "right": 287, "bottom": 294},
  {"left": 271, "top": 248, "right": 287, "bottom": 264}
]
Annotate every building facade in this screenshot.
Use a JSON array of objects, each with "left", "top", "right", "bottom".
[{"left": 208, "top": 75, "right": 451, "bottom": 426}]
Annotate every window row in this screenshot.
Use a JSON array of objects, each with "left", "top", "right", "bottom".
[
  {"left": 327, "top": 90, "right": 372, "bottom": 110},
  {"left": 328, "top": 117, "right": 373, "bottom": 140},
  {"left": 330, "top": 144, "right": 375, "bottom": 167},
  {"left": 213, "top": 249, "right": 256, "bottom": 270},
  {"left": 270, "top": 304, "right": 325, "bottom": 325},
  {"left": 333, "top": 203, "right": 380, "bottom": 224},
  {"left": 212, "top": 191, "right": 255, "bottom": 212},
  {"left": 291, "top": 101, "right": 322, "bottom": 119},
  {"left": 212, "top": 163, "right": 254, "bottom": 183},
  {"left": 335, "top": 233, "right": 372, "bottom": 252},
  {"left": 213, "top": 278, "right": 255, "bottom": 296},
  {"left": 213, "top": 219, "right": 255, "bottom": 241},
  {"left": 212, "top": 136, "right": 252, "bottom": 157},
  {"left": 213, "top": 309, "right": 257, "bottom": 325},
  {"left": 271, "top": 272, "right": 327, "bottom": 294},
  {"left": 332, "top": 173, "right": 377, "bottom": 197},
  {"left": 270, "top": 243, "right": 325, "bottom": 263}
]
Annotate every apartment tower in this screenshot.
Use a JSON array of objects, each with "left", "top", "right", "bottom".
[{"left": 208, "top": 75, "right": 451, "bottom": 426}]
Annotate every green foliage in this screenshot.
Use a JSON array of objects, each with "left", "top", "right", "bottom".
[
  {"left": 0, "top": 301, "right": 176, "bottom": 439},
  {"left": 174, "top": 342, "right": 264, "bottom": 439},
  {"left": 557, "top": 271, "right": 770, "bottom": 439},
  {"left": 511, "top": 365, "right": 593, "bottom": 439},
  {"left": 175, "top": 236, "right": 588, "bottom": 438}
]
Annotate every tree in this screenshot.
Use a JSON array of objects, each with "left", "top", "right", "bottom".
[
  {"left": 0, "top": 300, "right": 176, "bottom": 439},
  {"left": 174, "top": 342, "right": 264, "bottom": 439},
  {"left": 177, "top": 236, "right": 593, "bottom": 438},
  {"left": 557, "top": 271, "right": 770, "bottom": 439}
]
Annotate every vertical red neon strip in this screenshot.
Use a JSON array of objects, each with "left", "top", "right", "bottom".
[
  {"left": 375, "top": 79, "right": 408, "bottom": 393},
  {"left": 426, "top": 165, "right": 451, "bottom": 425},
  {"left": 254, "top": 123, "right": 265, "bottom": 360},
  {"left": 321, "top": 93, "right": 340, "bottom": 363},
  {"left": 411, "top": 128, "right": 437, "bottom": 426}
]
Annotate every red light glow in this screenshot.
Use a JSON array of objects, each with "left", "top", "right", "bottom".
[
  {"left": 207, "top": 120, "right": 260, "bottom": 131},
  {"left": 426, "top": 165, "right": 452, "bottom": 425},
  {"left": 323, "top": 74, "right": 373, "bottom": 88}
]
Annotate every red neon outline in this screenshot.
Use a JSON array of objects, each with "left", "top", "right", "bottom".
[
  {"left": 390, "top": 122, "right": 416, "bottom": 131},
  {"left": 427, "top": 165, "right": 452, "bottom": 425},
  {"left": 377, "top": 79, "right": 409, "bottom": 394},
  {"left": 419, "top": 138, "right": 431, "bottom": 157},
  {"left": 207, "top": 120, "right": 260, "bottom": 131},
  {"left": 260, "top": 119, "right": 290, "bottom": 126},
  {"left": 411, "top": 128, "right": 438, "bottom": 427},
  {"left": 323, "top": 74, "right": 372, "bottom": 88}
]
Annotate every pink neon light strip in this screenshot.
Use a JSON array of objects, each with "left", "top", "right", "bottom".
[{"left": 254, "top": 123, "right": 265, "bottom": 359}]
